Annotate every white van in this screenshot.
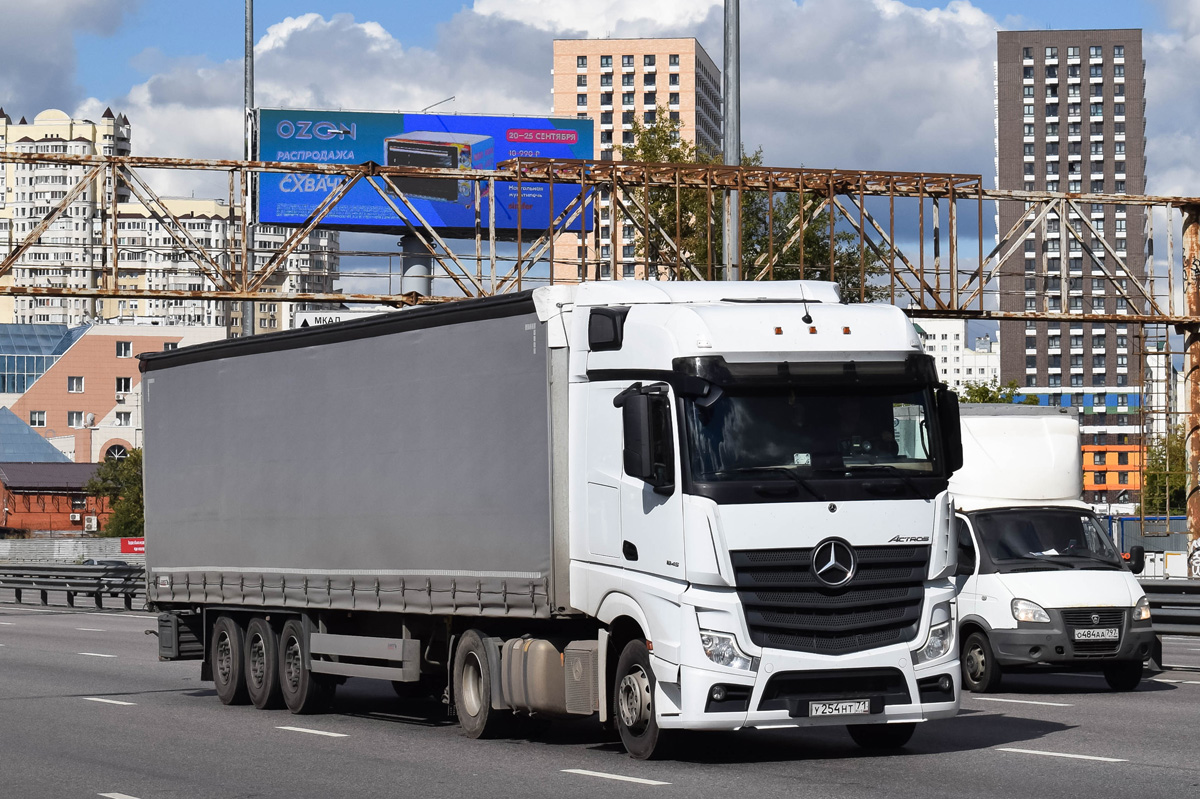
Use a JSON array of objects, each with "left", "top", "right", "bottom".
[{"left": 951, "top": 405, "right": 1153, "bottom": 692}]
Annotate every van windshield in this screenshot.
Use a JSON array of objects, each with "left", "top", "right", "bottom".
[{"left": 969, "top": 508, "right": 1122, "bottom": 571}]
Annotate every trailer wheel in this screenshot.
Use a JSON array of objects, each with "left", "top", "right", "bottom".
[
  {"left": 278, "top": 619, "right": 332, "bottom": 714},
  {"left": 961, "top": 631, "right": 1002, "bottom": 693},
  {"left": 453, "top": 629, "right": 501, "bottom": 738},
  {"left": 245, "top": 617, "right": 284, "bottom": 709},
  {"left": 614, "top": 639, "right": 663, "bottom": 760},
  {"left": 1102, "top": 659, "right": 1143, "bottom": 691},
  {"left": 847, "top": 722, "right": 916, "bottom": 750},
  {"left": 211, "top": 615, "right": 249, "bottom": 705}
]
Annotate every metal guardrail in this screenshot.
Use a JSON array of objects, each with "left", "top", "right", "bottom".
[
  {"left": 1140, "top": 579, "right": 1200, "bottom": 637},
  {"left": 0, "top": 565, "right": 146, "bottom": 610}
]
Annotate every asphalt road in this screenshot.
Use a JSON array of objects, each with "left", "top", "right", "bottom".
[{"left": 2, "top": 600, "right": 1200, "bottom": 799}]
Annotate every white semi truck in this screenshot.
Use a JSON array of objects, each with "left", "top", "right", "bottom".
[
  {"left": 950, "top": 404, "right": 1152, "bottom": 692},
  {"left": 144, "top": 281, "right": 963, "bottom": 758}
]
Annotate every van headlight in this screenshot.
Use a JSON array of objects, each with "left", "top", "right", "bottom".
[
  {"left": 1133, "top": 595, "right": 1151, "bottom": 622},
  {"left": 1011, "top": 598, "right": 1051, "bottom": 623},
  {"left": 914, "top": 621, "right": 953, "bottom": 664},
  {"left": 699, "top": 630, "right": 754, "bottom": 671}
]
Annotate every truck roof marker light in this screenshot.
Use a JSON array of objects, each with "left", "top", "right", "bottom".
[
  {"left": 808, "top": 326, "right": 818, "bottom": 334},
  {"left": 774, "top": 327, "right": 783, "bottom": 335},
  {"left": 843, "top": 326, "right": 851, "bottom": 335}
]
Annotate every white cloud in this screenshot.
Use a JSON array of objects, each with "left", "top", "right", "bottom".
[
  {"left": 472, "top": 0, "right": 720, "bottom": 38},
  {"left": 0, "top": 0, "right": 138, "bottom": 116}
]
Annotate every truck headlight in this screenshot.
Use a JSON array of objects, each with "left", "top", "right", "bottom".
[
  {"left": 1133, "top": 595, "right": 1151, "bottom": 622},
  {"left": 914, "top": 621, "right": 953, "bottom": 664},
  {"left": 699, "top": 630, "right": 754, "bottom": 671},
  {"left": 1011, "top": 598, "right": 1050, "bottom": 624}
]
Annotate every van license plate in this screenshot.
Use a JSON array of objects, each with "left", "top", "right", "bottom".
[
  {"left": 809, "top": 699, "right": 871, "bottom": 717},
  {"left": 1073, "top": 628, "right": 1119, "bottom": 641}
]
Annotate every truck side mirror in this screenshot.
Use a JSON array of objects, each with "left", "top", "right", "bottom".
[
  {"left": 616, "top": 384, "right": 675, "bottom": 495},
  {"left": 1128, "top": 545, "right": 1145, "bottom": 575},
  {"left": 936, "top": 387, "right": 963, "bottom": 473}
]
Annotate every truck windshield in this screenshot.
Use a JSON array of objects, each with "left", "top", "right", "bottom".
[
  {"left": 970, "top": 508, "right": 1122, "bottom": 571},
  {"left": 681, "top": 381, "right": 946, "bottom": 504}
]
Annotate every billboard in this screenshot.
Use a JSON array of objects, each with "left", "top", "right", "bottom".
[{"left": 257, "top": 109, "right": 593, "bottom": 238}]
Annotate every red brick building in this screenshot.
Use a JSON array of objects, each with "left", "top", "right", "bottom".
[{"left": 0, "top": 462, "right": 111, "bottom": 537}]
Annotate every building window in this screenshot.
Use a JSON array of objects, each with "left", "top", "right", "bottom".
[
  {"left": 1045, "top": 46, "right": 1058, "bottom": 58},
  {"left": 599, "top": 92, "right": 612, "bottom": 106},
  {"left": 600, "top": 111, "right": 612, "bottom": 125},
  {"left": 29, "top": 411, "right": 45, "bottom": 427},
  {"left": 669, "top": 54, "right": 679, "bottom": 66},
  {"left": 1090, "top": 45, "right": 1102, "bottom": 58},
  {"left": 105, "top": 444, "right": 128, "bottom": 461},
  {"left": 1067, "top": 46, "right": 1080, "bottom": 59},
  {"left": 577, "top": 94, "right": 587, "bottom": 107},
  {"left": 622, "top": 92, "right": 634, "bottom": 105},
  {"left": 643, "top": 110, "right": 656, "bottom": 123},
  {"left": 576, "top": 56, "right": 587, "bottom": 68},
  {"left": 600, "top": 55, "right": 612, "bottom": 68},
  {"left": 68, "top": 411, "right": 84, "bottom": 428},
  {"left": 622, "top": 111, "right": 634, "bottom": 124},
  {"left": 669, "top": 92, "right": 680, "bottom": 105},
  {"left": 1023, "top": 104, "right": 1035, "bottom": 117},
  {"left": 1095, "top": 471, "right": 1106, "bottom": 484},
  {"left": 1093, "top": 452, "right": 1105, "bottom": 465},
  {"left": 1024, "top": 86, "right": 1035, "bottom": 98},
  {"left": 643, "top": 54, "right": 655, "bottom": 66},
  {"left": 621, "top": 55, "right": 634, "bottom": 67},
  {"left": 116, "top": 376, "right": 132, "bottom": 394},
  {"left": 622, "top": 73, "right": 634, "bottom": 87},
  {"left": 1114, "top": 45, "right": 1124, "bottom": 57},
  {"left": 68, "top": 375, "right": 84, "bottom": 393},
  {"left": 600, "top": 74, "right": 612, "bottom": 87},
  {"left": 116, "top": 341, "right": 132, "bottom": 358},
  {"left": 622, "top": 131, "right": 634, "bottom": 144},
  {"left": 1114, "top": 103, "right": 1125, "bottom": 116},
  {"left": 116, "top": 411, "right": 132, "bottom": 427},
  {"left": 669, "top": 74, "right": 679, "bottom": 86},
  {"left": 1023, "top": 47, "right": 1033, "bottom": 59},
  {"left": 643, "top": 92, "right": 656, "bottom": 105},
  {"left": 644, "top": 73, "right": 656, "bottom": 86},
  {"left": 1118, "top": 452, "right": 1129, "bottom": 465},
  {"left": 1118, "top": 472, "right": 1129, "bottom": 485},
  {"left": 576, "top": 75, "right": 587, "bottom": 87},
  {"left": 1024, "top": 66, "right": 1035, "bottom": 79}
]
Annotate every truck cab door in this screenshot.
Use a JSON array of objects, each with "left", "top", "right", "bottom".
[
  {"left": 955, "top": 514, "right": 979, "bottom": 619},
  {"left": 615, "top": 382, "right": 686, "bottom": 582}
]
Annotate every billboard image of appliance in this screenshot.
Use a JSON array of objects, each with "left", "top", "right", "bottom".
[
  {"left": 256, "top": 109, "right": 594, "bottom": 239},
  {"left": 384, "top": 132, "right": 494, "bottom": 205}
]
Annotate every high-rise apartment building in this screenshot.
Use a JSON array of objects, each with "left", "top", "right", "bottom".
[
  {"left": 550, "top": 38, "right": 721, "bottom": 282},
  {"left": 0, "top": 108, "right": 132, "bottom": 326},
  {"left": 995, "top": 30, "right": 1147, "bottom": 508}
]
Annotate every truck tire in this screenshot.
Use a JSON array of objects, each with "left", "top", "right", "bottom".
[
  {"left": 614, "top": 639, "right": 663, "bottom": 760},
  {"left": 278, "top": 619, "right": 333, "bottom": 714},
  {"left": 961, "top": 631, "right": 1002, "bottom": 693},
  {"left": 453, "top": 629, "right": 502, "bottom": 739},
  {"left": 847, "top": 722, "right": 916, "bottom": 750},
  {"left": 245, "top": 617, "right": 284, "bottom": 709},
  {"left": 1102, "top": 659, "right": 1143, "bottom": 691},
  {"left": 211, "top": 615, "right": 249, "bottom": 705}
]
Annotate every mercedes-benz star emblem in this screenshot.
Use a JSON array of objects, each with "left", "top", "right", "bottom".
[
  {"left": 1091, "top": 613, "right": 1101, "bottom": 625},
  {"left": 812, "top": 538, "right": 857, "bottom": 588}
]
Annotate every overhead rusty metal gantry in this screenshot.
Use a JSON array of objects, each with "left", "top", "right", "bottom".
[{"left": 3, "top": 150, "right": 1200, "bottom": 536}]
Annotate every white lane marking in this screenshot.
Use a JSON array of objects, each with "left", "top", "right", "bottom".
[
  {"left": 997, "top": 747, "right": 1127, "bottom": 763},
  {"left": 85, "top": 697, "right": 136, "bottom": 706},
  {"left": 974, "top": 697, "right": 1074, "bottom": 707},
  {"left": 1182, "top": 680, "right": 1200, "bottom": 685},
  {"left": 99, "top": 793, "right": 141, "bottom": 798},
  {"left": 276, "top": 726, "right": 348, "bottom": 738},
  {"left": 562, "top": 769, "right": 671, "bottom": 786},
  {"left": 78, "top": 652, "right": 117, "bottom": 658},
  {"left": 0, "top": 621, "right": 14, "bottom": 625},
  {"left": 1153, "top": 678, "right": 1183, "bottom": 684},
  {"left": 76, "top": 628, "right": 107, "bottom": 632},
  {"left": 0, "top": 606, "right": 154, "bottom": 619}
]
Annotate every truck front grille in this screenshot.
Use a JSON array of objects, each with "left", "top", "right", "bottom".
[
  {"left": 1062, "top": 607, "right": 1126, "bottom": 657},
  {"left": 731, "top": 545, "right": 929, "bottom": 656}
]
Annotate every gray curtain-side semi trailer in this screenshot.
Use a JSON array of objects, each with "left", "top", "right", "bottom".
[{"left": 144, "top": 291, "right": 581, "bottom": 716}]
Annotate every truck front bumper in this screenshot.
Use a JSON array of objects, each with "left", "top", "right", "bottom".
[{"left": 656, "top": 647, "right": 960, "bottom": 731}]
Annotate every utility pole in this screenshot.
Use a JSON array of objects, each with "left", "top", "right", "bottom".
[
  {"left": 722, "top": 0, "right": 741, "bottom": 281},
  {"left": 241, "top": 0, "right": 255, "bottom": 337}
]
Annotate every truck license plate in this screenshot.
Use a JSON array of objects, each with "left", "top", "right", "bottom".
[
  {"left": 809, "top": 699, "right": 871, "bottom": 717},
  {"left": 1073, "top": 627, "right": 1119, "bottom": 641}
]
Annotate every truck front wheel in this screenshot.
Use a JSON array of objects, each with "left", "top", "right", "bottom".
[
  {"left": 961, "top": 631, "right": 1002, "bottom": 693},
  {"left": 614, "top": 640, "right": 663, "bottom": 759},
  {"left": 278, "top": 619, "right": 332, "bottom": 714},
  {"left": 211, "top": 615, "right": 249, "bottom": 705}
]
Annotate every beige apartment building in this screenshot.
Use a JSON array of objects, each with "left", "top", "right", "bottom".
[
  {"left": 0, "top": 108, "right": 131, "bottom": 326},
  {"left": 550, "top": 38, "right": 722, "bottom": 282}
]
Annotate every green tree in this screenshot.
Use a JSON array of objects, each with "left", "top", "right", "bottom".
[
  {"left": 958, "top": 378, "right": 1039, "bottom": 404},
  {"left": 1140, "top": 426, "right": 1187, "bottom": 516},
  {"left": 84, "top": 448, "right": 143, "bottom": 538},
  {"left": 618, "top": 114, "right": 887, "bottom": 300}
]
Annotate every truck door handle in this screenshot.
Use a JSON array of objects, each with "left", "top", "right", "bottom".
[{"left": 622, "top": 541, "right": 639, "bottom": 561}]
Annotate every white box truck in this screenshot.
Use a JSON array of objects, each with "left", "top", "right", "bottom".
[
  {"left": 144, "top": 281, "right": 964, "bottom": 758},
  {"left": 950, "top": 404, "right": 1152, "bottom": 692}
]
